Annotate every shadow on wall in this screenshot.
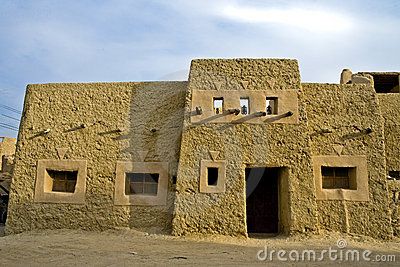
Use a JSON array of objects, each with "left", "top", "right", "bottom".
[{"left": 117, "top": 82, "right": 187, "bottom": 233}]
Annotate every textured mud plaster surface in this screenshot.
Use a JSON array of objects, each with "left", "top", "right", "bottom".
[
  {"left": 6, "top": 82, "right": 187, "bottom": 234},
  {"left": 172, "top": 59, "right": 319, "bottom": 237},
  {"left": 378, "top": 94, "right": 400, "bottom": 236},
  {"left": 303, "top": 83, "right": 392, "bottom": 239},
  {"left": 188, "top": 58, "right": 301, "bottom": 91}
]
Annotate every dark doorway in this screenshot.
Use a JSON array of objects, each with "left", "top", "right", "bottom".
[{"left": 246, "top": 167, "right": 279, "bottom": 233}]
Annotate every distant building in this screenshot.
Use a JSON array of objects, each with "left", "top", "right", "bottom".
[
  {"left": 0, "top": 137, "right": 16, "bottom": 222},
  {"left": 5, "top": 59, "right": 400, "bottom": 239},
  {"left": 0, "top": 137, "right": 16, "bottom": 173}
]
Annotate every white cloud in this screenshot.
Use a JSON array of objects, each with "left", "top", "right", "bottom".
[
  {"left": 219, "top": 4, "right": 354, "bottom": 33},
  {"left": 158, "top": 69, "right": 189, "bottom": 81}
]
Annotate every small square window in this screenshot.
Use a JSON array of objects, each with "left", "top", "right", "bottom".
[
  {"left": 322, "top": 167, "right": 356, "bottom": 189},
  {"left": 213, "top": 97, "right": 224, "bottom": 114},
  {"left": 240, "top": 98, "right": 250, "bottom": 115},
  {"left": 207, "top": 167, "right": 219, "bottom": 186},
  {"left": 200, "top": 160, "right": 226, "bottom": 193},
  {"left": 114, "top": 161, "right": 168, "bottom": 206},
  {"left": 35, "top": 159, "right": 87, "bottom": 204},
  {"left": 266, "top": 97, "right": 278, "bottom": 115},
  {"left": 125, "top": 173, "right": 159, "bottom": 196},
  {"left": 46, "top": 170, "right": 78, "bottom": 193}
]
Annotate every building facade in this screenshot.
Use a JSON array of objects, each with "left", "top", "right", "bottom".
[{"left": 5, "top": 59, "right": 400, "bottom": 239}]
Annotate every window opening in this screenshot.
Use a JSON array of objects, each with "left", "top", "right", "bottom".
[
  {"left": 266, "top": 97, "right": 278, "bottom": 115},
  {"left": 213, "top": 97, "right": 224, "bottom": 114},
  {"left": 388, "top": 171, "right": 400, "bottom": 180},
  {"left": 240, "top": 98, "right": 249, "bottom": 115},
  {"left": 322, "top": 167, "right": 356, "bottom": 189},
  {"left": 125, "top": 173, "right": 159, "bottom": 195},
  {"left": 47, "top": 170, "right": 78, "bottom": 193},
  {"left": 207, "top": 167, "right": 219, "bottom": 186}
]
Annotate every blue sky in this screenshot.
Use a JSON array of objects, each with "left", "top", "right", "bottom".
[{"left": 1, "top": 0, "right": 399, "bottom": 137}]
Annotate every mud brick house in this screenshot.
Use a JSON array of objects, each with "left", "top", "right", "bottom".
[{"left": 5, "top": 59, "right": 400, "bottom": 239}]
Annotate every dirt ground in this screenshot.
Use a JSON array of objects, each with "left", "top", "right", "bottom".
[{"left": 0, "top": 226, "right": 399, "bottom": 266}]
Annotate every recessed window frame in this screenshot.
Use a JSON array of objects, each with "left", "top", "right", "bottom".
[
  {"left": 312, "top": 156, "right": 369, "bottom": 201},
  {"left": 34, "top": 159, "right": 87, "bottom": 204},
  {"left": 190, "top": 89, "right": 299, "bottom": 124},
  {"left": 200, "top": 160, "right": 226, "bottom": 193},
  {"left": 114, "top": 161, "right": 168, "bottom": 206}
]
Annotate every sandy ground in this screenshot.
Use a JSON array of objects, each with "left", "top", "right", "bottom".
[{"left": 0, "top": 226, "right": 399, "bottom": 266}]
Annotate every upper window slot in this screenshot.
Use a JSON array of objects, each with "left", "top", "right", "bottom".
[
  {"left": 213, "top": 97, "right": 224, "bottom": 114},
  {"left": 266, "top": 97, "right": 278, "bottom": 115},
  {"left": 240, "top": 98, "right": 249, "bottom": 115}
]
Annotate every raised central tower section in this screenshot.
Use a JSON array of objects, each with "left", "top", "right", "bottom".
[{"left": 172, "top": 59, "right": 317, "bottom": 237}]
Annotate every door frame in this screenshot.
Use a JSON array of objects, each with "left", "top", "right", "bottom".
[{"left": 244, "top": 165, "right": 290, "bottom": 235}]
